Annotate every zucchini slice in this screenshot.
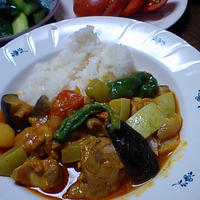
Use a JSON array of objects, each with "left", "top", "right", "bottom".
[
  {"left": 126, "top": 102, "right": 165, "bottom": 138},
  {"left": 0, "top": 146, "right": 27, "bottom": 176},
  {"left": 154, "top": 92, "right": 175, "bottom": 118}
]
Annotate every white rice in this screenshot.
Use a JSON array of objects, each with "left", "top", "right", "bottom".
[{"left": 18, "top": 26, "right": 136, "bottom": 105}]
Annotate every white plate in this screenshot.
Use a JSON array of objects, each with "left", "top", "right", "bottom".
[
  {"left": 0, "top": 17, "right": 200, "bottom": 200},
  {"left": 54, "top": 0, "right": 188, "bottom": 29}
]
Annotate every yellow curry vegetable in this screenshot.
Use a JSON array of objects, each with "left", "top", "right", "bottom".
[
  {"left": 61, "top": 142, "right": 81, "bottom": 164},
  {"left": 109, "top": 98, "right": 130, "bottom": 121},
  {"left": 0, "top": 123, "right": 15, "bottom": 148},
  {"left": 0, "top": 146, "right": 27, "bottom": 176},
  {"left": 126, "top": 102, "right": 165, "bottom": 139},
  {"left": 158, "top": 136, "right": 180, "bottom": 154},
  {"left": 154, "top": 92, "right": 175, "bottom": 118},
  {"left": 85, "top": 79, "right": 110, "bottom": 102}
]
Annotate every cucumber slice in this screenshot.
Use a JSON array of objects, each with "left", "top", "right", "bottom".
[
  {"left": 0, "top": 17, "right": 13, "bottom": 38},
  {"left": 8, "top": 0, "right": 24, "bottom": 11},
  {"left": 0, "top": 4, "right": 20, "bottom": 18},
  {"left": 12, "top": 12, "right": 29, "bottom": 35},
  {"left": 33, "top": 7, "right": 48, "bottom": 24},
  {"left": 23, "top": 0, "right": 41, "bottom": 16},
  {"left": 8, "top": 0, "right": 41, "bottom": 15}
]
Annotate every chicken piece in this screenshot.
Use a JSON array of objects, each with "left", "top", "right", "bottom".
[
  {"left": 11, "top": 157, "right": 64, "bottom": 191},
  {"left": 86, "top": 117, "right": 107, "bottom": 137},
  {"left": 65, "top": 136, "right": 125, "bottom": 199},
  {"left": 14, "top": 125, "right": 61, "bottom": 159},
  {"left": 86, "top": 118, "right": 103, "bottom": 131}
]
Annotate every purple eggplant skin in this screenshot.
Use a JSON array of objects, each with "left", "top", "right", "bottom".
[
  {"left": 1, "top": 94, "right": 31, "bottom": 132},
  {"left": 107, "top": 121, "right": 159, "bottom": 183},
  {"left": 30, "top": 95, "right": 50, "bottom": 118}
]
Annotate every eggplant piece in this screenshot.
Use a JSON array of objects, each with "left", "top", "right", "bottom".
[
  {"left": 1, "top": 94, "right": 32, "bottom": 132},
  {"left": 107, "top": 121, "right": 159, "bottom": 183},
  {"left": 30, "top": 95, "right": 50, "bottom": 118}
]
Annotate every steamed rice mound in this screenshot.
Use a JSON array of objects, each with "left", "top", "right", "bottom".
[{"left": 19, "top": 26, "right": 135, "bottom": 105}]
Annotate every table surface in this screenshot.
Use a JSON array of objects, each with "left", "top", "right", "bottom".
[{"left": 169, "top": 0, "right": 200, "bottom": 51}]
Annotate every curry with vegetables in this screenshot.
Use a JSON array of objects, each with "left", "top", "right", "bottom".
[{"left": 0, "top": 71, "right": 182, "bottom": 200}]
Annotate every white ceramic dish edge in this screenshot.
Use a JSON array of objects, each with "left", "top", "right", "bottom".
[{"left": 0, "top": 17, "right": 200, "bottom": 200}]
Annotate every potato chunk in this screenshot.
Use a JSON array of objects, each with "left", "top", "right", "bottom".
[{"left": 0, "top": 123, "right": 15, "bottom": 148}]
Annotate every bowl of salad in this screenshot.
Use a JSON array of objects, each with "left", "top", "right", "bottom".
[{"left": 0, "top": 0, "right": 59, "bottom": 45}]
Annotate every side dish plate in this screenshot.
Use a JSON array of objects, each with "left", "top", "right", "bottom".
[
  {"left": 54, "top": 0, "right": 188, "bottom": 29},
  {"left": 0, "top": 17, "right": 200, "bottom": 200}
]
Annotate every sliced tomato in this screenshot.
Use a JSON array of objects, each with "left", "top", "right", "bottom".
[
  {"left": 74, "top": 0, "right": 110, "bottom": 17},
  {"left": 142, "top": 0, "right": 168, "bottom": 12},
  {"left": 121, "top": 0, "right": 146, "bottom": 17},
  {"left": 74, "top": 0, "right": 130, "bottom": 17},
  {"left": 103, "top": 0, "right": 130, "bottom": 16},
  {"left": 50, "top": 90, "right": 84, "bottom": 119}
]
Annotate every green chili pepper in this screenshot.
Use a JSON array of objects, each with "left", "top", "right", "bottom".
[
  {"left": 54, "top": 103, "right": 120, "bottom": 143},
  {"left": 107, "top": 76, "right": 142, "bottom": 99},
  {"left": 134, "top": 72, "right": 158, "bottom": 98},
  {"left": 107, "top": 72, "right": 158, "bottom": 99}
]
